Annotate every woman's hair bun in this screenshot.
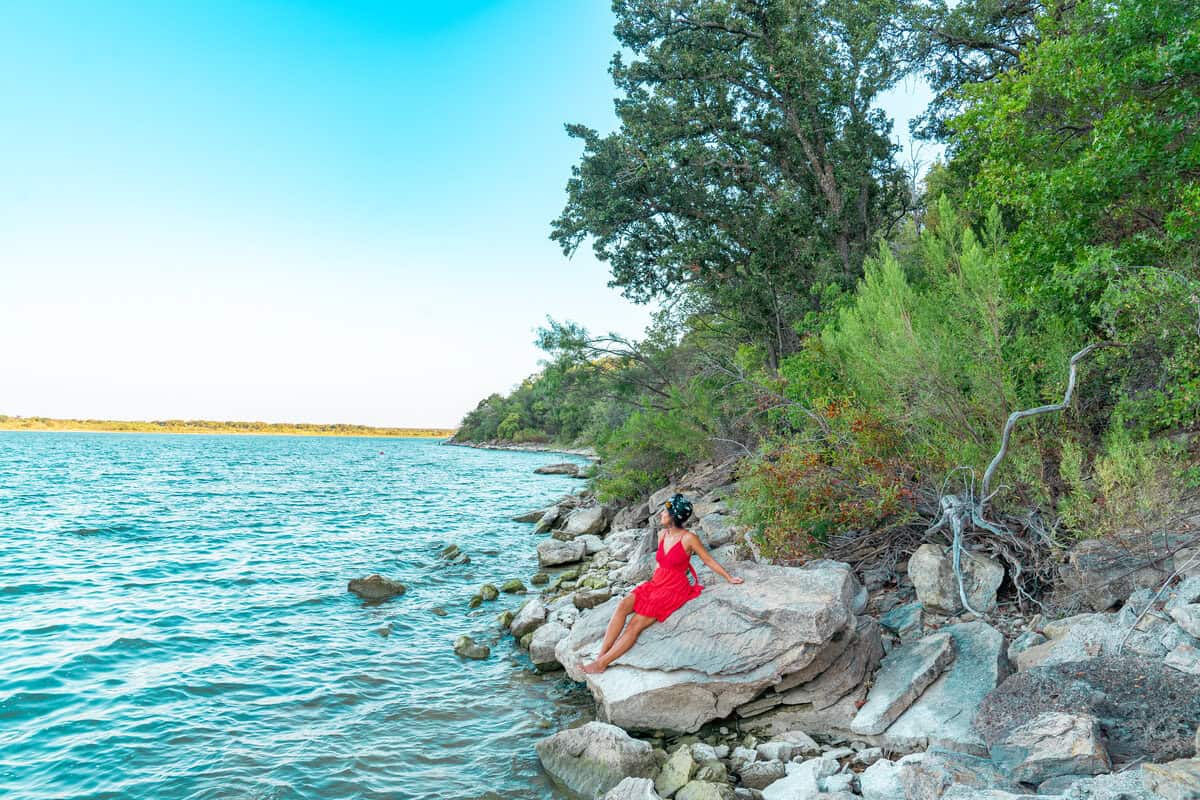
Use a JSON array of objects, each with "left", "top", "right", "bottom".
[{"left": 665, "top": 493, "right": 694, "bottom": 525}]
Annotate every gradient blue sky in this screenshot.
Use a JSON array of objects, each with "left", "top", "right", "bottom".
[{"left": 0, "top": 1, "right": 935, "bottom": 428}]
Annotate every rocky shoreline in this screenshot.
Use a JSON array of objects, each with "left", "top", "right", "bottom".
[
  {"left": 441, "top": 439, "right": 599, "bottom": 459},
  {"left": 356, "top": 453, "right": 1200, "bottom": 800}
]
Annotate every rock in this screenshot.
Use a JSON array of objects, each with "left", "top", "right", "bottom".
[
  {"left": 513, "top": 505, "right": 554, "bottom": 522},
  {"left": 897, "top": 750, "right": 1021, "bottom": 799},
  {"left": 772, "top": 617, "right": 884, "bottom": 713},
  {"left": 1007, "top": 630, "right": 1047, "bottom": 663},
  {"left": 558, "top": 560, "right": 862, "bottom": 732},
  {"left": 1057, "top": 535, "right": 1179, "bottom": 612},
  {"left": 468, "top": 594, "right": 483, "bottom": 609},
  {"left": 530, "top": 621, "right": 570, "bottom": 671},
  {"left": 440, "top": 543, "right": 461, "bottom": 559},
  {"left": 691, "top": 743, "right": 718, "bottom": 763},
  {"left": 676, "top": 781, "right": 735, "bottom": 800},
  {"left": 880, "top": 602, "right": 924, "bottom": 641},
  {"left": 538, "top": 538, "right": 587, "bottom": 567},
  {"left": 1170, "top": 604, "right": 1200, "bottom": 639},
  {"left": 1016, "top": 612, "right": 1166, "bottom": 670},
  {"left": 988, "top": 712, "right": 1109, "bottom": 784},
  {"left": 496, "top": 609, "right": 514, "bottom": 628},
  {"left": 694, "top": 760, "right": 727, "bottom": 783},
  {"left": 860, "top": 759, "right": 903, "bottom": 800},
  {"left": 908, "top": 543, "right": 1004, "bottom": 614},
  {"left": 739, "top": 760, "right": 787, "bottom": 790},
  {"left": 453, "top": 635, "right": 489, "bottom": 659},
  {"left": 1142, "top": 758, "right": 1200, "bottom": 800},
  {"left": 853, "top": 748, "right": 884, "bottom": 767},
  {"left": 613, "top": 501, "right": 652, "bottom": 531},
  {"left": 559, "top": 505, "right": 610, "bottom": 538},
  {"left": 375, "top": 624, "right": 391, "bottom": 637},
  {"left": 430, "top": 606, "right": 448, "bottom": 616},
  {"left": 510, "top": 597, "right": 548, "bottom": 638},
  {"left": 761, "top": 757, "right": 838, "bottom": 800},
  {"left": 657, "top": 746, "right": 696, "bottom": 797},
  {"left": 698, "top": 514, "right": 738, "bottom": 548},
  {"left": 530, "top": 572, "right": 550, "bottom": 586},
  {"left": 730, "top": 747, "right": 758, "bottom": 772},
  {"left": 756, "top": 742, "right": 796, "bottom": 762},
  {"left": 534, "top": 509, "right": 560, "bottom": 534},
  {"left": 822, "top": 747, "right": 854, "bottom": 761},
  {"left": 779, "top": 730, "right": 822, "bottom": 757},
  {"left": 851, "top": 631, "right": 957, "bottom": 735},
  {"left": 822, "top": 773, "right": 856, "bottom": 794},
  {"left": 500, "top": 579, "right": 526, "bottom": 594},
  {"left": 535, "top": 462, "right": 580, "bottom": 476},
  {"left": 1165, "top": 643, "right": 1200, "bottom": 675},
  {"left": 1168, "top": 576, "right": 1200, "bottom": 610},
  {"left": 347, "top": 574, "right": 407, "bottom": 602},
  {"left": 976, "top": 655, "right": 1200, "bottom": 764},
  {"left": 874, "top": 621, "right": 1008, "bottom": 754},
  {"left": 604, "top": 777, "right": 663, "bottom": 800},
  {"left": 536, "top": 722, "right": 658, "bottom": 799},
  {"left": 578, "top": 534, "right": 606, "bottom": 555},
  {"left": 479, "top": 583, "right": 499, "bottom": 601},
  {"left": 576, "top": 588, "right": 614, "bottom": 609}
]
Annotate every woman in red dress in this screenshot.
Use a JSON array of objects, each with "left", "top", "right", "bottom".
[{"left": 581, "top": 493, "right": 743, "bottom": 674}]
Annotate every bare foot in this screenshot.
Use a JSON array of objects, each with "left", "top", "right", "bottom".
[{"left": 581, "top": 660, "right": 607, "bottom": 674}]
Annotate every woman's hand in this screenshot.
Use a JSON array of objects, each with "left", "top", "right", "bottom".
[{"left": 727, "top": 576, "right": 744, "bottom": 585}]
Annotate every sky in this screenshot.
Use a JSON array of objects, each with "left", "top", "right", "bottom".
[{"left": 0, "top": 1, "right": 936, "bottom": 428}]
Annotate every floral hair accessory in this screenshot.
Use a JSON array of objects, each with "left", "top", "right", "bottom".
[{"left": 664, "top": 493, "right": 694, "bottom": 525}]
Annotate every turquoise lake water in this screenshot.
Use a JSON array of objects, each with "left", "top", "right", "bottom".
[{"left": 0, "top": 432, "right": 594, "bottom": 799}]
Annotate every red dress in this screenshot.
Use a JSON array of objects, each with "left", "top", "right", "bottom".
[{"left": 632, "top": 537, "right": 704, "bottom": 622}]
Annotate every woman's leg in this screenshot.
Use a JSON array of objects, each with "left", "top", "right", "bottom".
[
  {"left": 582, "top": 614, "right": 655, "bottom": 674},
  {"left": 597, "top": 593, "right": 637, "bottom": 657}
]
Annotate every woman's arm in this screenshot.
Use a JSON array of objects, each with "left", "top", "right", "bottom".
[{"left": 683, "top": 532, "right": 743, "bottom": 584}]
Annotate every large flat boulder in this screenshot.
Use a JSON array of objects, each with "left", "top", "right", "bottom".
[
  {"left": 535, "top": 721, "right": 658, "bottom": 799},
  {"left": 558, "top": 505, "right": 610, "bottom": 538},
  {"left": 988, "top": 712, "right": 1110, "bottom": 784},
  {"left": 538, "top": 538, "right": 586, "bottom": 567},
  {"left": 557, "top": 560, "right": 862, "bottom": 732},
  {"left": 976, "top": 655, "right": 1200, "bottom": 764},
  {"left": 877, "top": 621, "right": 1009, "bottom": 755},
  {"left": 851, "top": 632, "right": 956, "bottom": 735}
]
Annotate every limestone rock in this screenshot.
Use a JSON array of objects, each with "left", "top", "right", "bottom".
[
  {"left": 578, "top": 533, "right": 606, "bottom": 555},
  {"left": 347, "top": 574, "right": 407, "bottom": 602},
  {"left": 534, "top": 462, "right": 580, "bottom": 476},
  {"left": 656, "top": 746, "right": 696, "bottom": 798},
  {"left": 1057, "top": 535, "right": 1179, "bottom": 612},
  {"left": 879, "top": 621, "right": 1009, "bottom": 754},
  {"left": 851, "top": 631, "right": 956, "bottom": 735},
  {"left": 1165, "top": 642, "right": 1200, "bottom": 675},
  {"left": 533, "top": 509, "right": 559, "bottom": 534},
  {"left": 535, "top": 722, "right": 658, "bottom": 799},
  {"left": 510, "top": 597, "right": 547, "bottom": 638},
  {"left": 479, "top": 583, "right": 499, "bottom": 601},
  {"left": 880, "top": 602, "right": 924, "bottom": 641},
  {"left": 513, "top": 505, "right": 555, "bottom": 522},
  {"left": 538, "top": 538, "right": 586, "bottom": 567},
  {"left": 776, "top": 617, "right": 884, "bottom": 714},
  {"left": 557, "top": 560, "right": 862, "bottom": 732},
  {"left": 738, "top": 760, "right": 787, "bottom": 790},
  {"left": 558, "top": 505, "right": 610, "bottom": 538},
  {"left": 976, "top": 655, "right": 1200, "bottom": 764},
  {"left": 859, "top": 758, "right": 903, "bottom": 800},
  {"left": 908, "top": 543, "right": 1004, "bottom": 614},
  {"left": 604, "top": 777, "right": 663, "bottom": 800},
  {"left": 676, "top": 781, "right": 734, "bottom": 800},
  {"left": 500, "top": 579, "right": 526, "bottom": 594},
  {"left": 761, "top": 757, "right": 838, "bottom": 800},
  {"left": 1006, "top": 630, "right": 1047, "bottom": 663},
  {"left": 897, "top": 750, "right": 1021, "bottom": 799},
  {"left": 698, "top": 514, "right": 738, "bottom": 548},
  {"left": 575, "top": 588, "right": 614, "bottom": 609},
  {"left": 530, "top": 571, "right": 550, "bottom": 586},
  {"left": 530, "top": 621, "right": 570, "bottom": 671},
  {"left": 1170, "top": 604, "right": 1200, "bottom": 639},
  {"left": 453, "top": 635, "right": 489, "bottom": 659},
  {"left": 1141, "top": 758, "right": 1200, "bottom": 800},
  {"left": 988, "top": 712, "right": 1109, "bottom": 784},
  {"left": 694, "top": 760, "right": 726, "bottom": 783}
]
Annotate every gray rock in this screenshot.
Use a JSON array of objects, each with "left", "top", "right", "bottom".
[
  {"left": 976, "top": 655, "right": 1200, "bottom": 764},
  {"left": 908, "top": 543, "right": 1004, "bottom": 614},
  {"left": 510, "top": 597, "right": 547, "bottom": 638},
  {"left": 739, "top": 760, "right": 787, "bottom": 790},
  {"left": 530, "top": 571, "right": 550, "bottom": 586},
  {"left": 513, "top": 505, "right": 557, "bottom": 523},
  {"left": 557, "top": 560, "right": 862, "bottom": 732},
  {"left": 1057, "top": 536, "right": 1179, "bottom": 612},
  {"left": 761, "top": 757, "right": 839, "bottom": 800},
  {"left": 578, "top": 533, "right": 606, "bottom": 555},
  {"left": 821, "top": 773, "right": 856, "bottom": 794},
  {"left": 698, "top": 514, "right": 738, "bottom": 548},
  {"left": 778, "top": 730, "right": 822, "bottom": 757},
  {"left": 853, "top": 747, "right": 884, "bottom": 767},
  {"left": 604, "top": 777, "right": 663, "bottom": 800},
  {"left": 694, "top": 760, "right": 727, "bottom": 783},
  {"left": 1168, "top": 576, "right": 1200, "bottom": 611},
  {"left": 559, "top": 505, "right": 610, "bottom": 537},
  {"left": 1016, "top": 612, "right": 1165, "bottom": 670},
  {"left": 691, "top": 743, "right": 718, "bottom": 763},
  {"left": 535, "top": 721, "right": 658, "bottom": 800},
  {"left": 852, "top": 631, "right": 956, "bottom": 735},
  {"left": 859, "top": 759, "right": 903, "bottom": 800},
  {"left": 500, "top": 578, "right": 526, "bottom": 594},
  {"left": 777, "top": 618, "right": 884, "bottom": 713},
  {"left": 656, "top": 746, "right": 697, "bottom": 798},
  {"left": 575, "top": 588, "right": 614, "bottom": 609},
  {"left": 880, "top": 621, "right": 1009, "bottom": 754},
  {"left": 538, "top": 538, "right": 587, "bottom": 567},
  {"left": 530, "top": 621, "right": 569, "bottom": 671},
  {"left": 756, "top": 742, "right": 796, "bottom": 762},
  {"left": 880, "top": 602, "right": 924, "bottom": 641},
  {"left": 533, "top": 508, "right": 560, "bottom": 534},
  {"left": 898, "top": 750, "right": 1021, "bottom": 799},
  {"left": 534, "top": 462, "right": 580, "bottom": 476},
  {"left": 988, "top": 712, "right": 1109, "bottom": 784},
  {"left": 1162, "top": 624, "right": 1200, "bottom": 652},
  {"left": 676, "top": 782, "right": 735, "bottom": 800},
  {"left": 1007, "top": 630, "right": 1048, "bottom": 663},
  {"left": 1165, "top": 642, "right": 1200, "bottom": 675},
  {"left": 453, "top": 635, "right": 489, "bottom": 659},
  {"left": 730, "top": 747, "right": 758, "bottom": 772},
  {"left": 1141, "top": 758, "right": 1200, "bottom": 800},
  {"left": 1056, "top": 768, "right": 1158, "bottom": 800},
  {"left": 479, "top": 583, "right": 499, "bottom": 601},
  {"left": 347, "top": 574, "right": 406, "bottom": 602},
  {"left": 1170, "top": 604, "right": 1200, "bottom": 639}
]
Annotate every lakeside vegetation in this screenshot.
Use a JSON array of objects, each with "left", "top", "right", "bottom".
[
  {"left": 0, "top": 416, "right": 455, "bottom": 438},
  {"left": 456, "top": 0, "right": 1200, "bottom": 583}
]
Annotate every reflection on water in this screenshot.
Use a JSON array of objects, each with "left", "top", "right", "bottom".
[{"left": 0, "top": 432, "right": 593, "bottom": 799}]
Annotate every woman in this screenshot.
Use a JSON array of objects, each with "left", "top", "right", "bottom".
[{"left": 581, "top": 493, "right": 743, "bottom": 674}]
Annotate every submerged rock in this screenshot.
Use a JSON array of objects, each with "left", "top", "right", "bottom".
[
  {"left": 479, "top": 583, "right": 499, "bottom": 601},
  {"left": 535, "top": 721, "right": 657, "bottom": 799},
  {"left": 557, "top": 560, "right": 862, "bottom": 732},
  {"left": 453, "top": 635, "right": 489, "bottom": 659},
  {"left": 500, "top": 578, "right": 526, "bottom": 594},
  {"left": 347, "top": 574, "right": 407, "bottom": 602}
]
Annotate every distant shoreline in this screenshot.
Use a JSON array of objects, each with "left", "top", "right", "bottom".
[{"left": 0, "top": 417, "right": 456, "bottom": 439}]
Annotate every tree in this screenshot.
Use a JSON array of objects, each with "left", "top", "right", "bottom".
[{"left": 552, "top": 0, "right": 911, "bottom": 368}]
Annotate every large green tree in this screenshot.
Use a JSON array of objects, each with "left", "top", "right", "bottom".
[{"left": 552, "top": 0, "right": 911, "bottom": 368}]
